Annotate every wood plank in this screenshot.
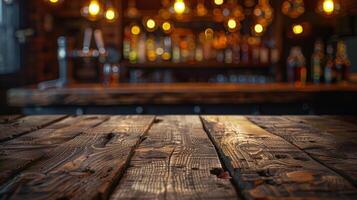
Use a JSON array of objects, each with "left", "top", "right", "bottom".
[
  {"left": 287, "top": 116, "right": 357, "bottom": 185},
  {"left": 249, "top": 116, "right": 357, "bottom": 187},
  {"left": 0, "top": 115, "right": 109, "bottom": 186},
  {"left": 0, "top": 115, "right": 155, "bottom": 200},
  {"left": 0, "top": 115, "right": 23, "bottom": 124},
  {"left": 202, "top": 116, "right": 357, "bottom": 200},
  {"left": 110, "top": 116, "right": 237, "bottom": 200},
  {"left": 0, "top": 115, "right": 67, "bottom": 142}
]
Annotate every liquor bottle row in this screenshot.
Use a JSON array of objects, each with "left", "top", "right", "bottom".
[
  {"left": 287, "top": 40, "right": 351, "bottom": 84},
  {"left": 123, "top": 27, "right": 280, "bottom": 66}
]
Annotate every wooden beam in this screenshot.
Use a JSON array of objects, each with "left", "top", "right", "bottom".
[
  {"left": 0, "top": 115, "right": 155, "bottom": 200},
  {"left": 201, "top": 116, "right": 357, "bottom": 199},
  {"left": 111, "top": 116, "right": 238, "bottom": 200}
]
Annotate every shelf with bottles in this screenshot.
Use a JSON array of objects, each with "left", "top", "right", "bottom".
[
  {"left": 122, "top": 61, "right": 272, "bottom": 70},
  {"left": 287, "top": 39, "right": 352, "bottom": 85}
]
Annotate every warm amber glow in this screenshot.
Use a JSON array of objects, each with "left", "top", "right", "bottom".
[
  {"left": 323, "top": 0, "right": 334, "bottom": 14},
  {"left": 105, "top": 8, "right": 116, "bottom": 21},
  {"left": 49, "top": 0, "right": 59, "bottom": 4},
  {"left": 131, "top": 25, "right": 141, "bottom": 35},
  {"left": 88, "top": 0, "right": 101, "bottom": 16},
  {"left": 227, "top": 19, "right": 237, "bottom": 29},
  {"left": 174, "top": 0, "right": 186, "bottom": 14},
  {"left": 254, "top": 24, "right": 264, "bottom": 33},
  {"left": 214, "top": 0, "right": 224, "bottom": 6},
  {"left": 146, "top": 19, "right": 156, "bottom": 29},
  {"left": 292, "top": 24, "right": 304, "bottom": 35},
  {"left": 162, "top": 22, "right": 172, "bottom": 32}
]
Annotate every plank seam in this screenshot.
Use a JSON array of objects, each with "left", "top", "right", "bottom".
[
  {"left": 105, "top": 116, "right": 157, "bottom": 200},
  {"left": 247, "top": 116, "right": 357, "bottom": 190},
  {"left": 199, "top": 116, "right": 245, "bottom": 200}
]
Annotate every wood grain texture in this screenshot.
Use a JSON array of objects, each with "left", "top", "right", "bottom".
[
  {"left": 0, "top": 115, "right": 155, "bottom": 200},
  {"left": 201, "top": 116, "right": 357, "bottom": 200},
  {"left": 0, "top": 115, "right": 23, "bottom": 124},
  {"left": 0, "top": 115, "right": 109, "bottom": 186},
  {"left": 256, "top": 116, "right": 357, "bottom": 186},
  {"left": 110, "top": 116, "right": 238, "bottom": 200},
  {"left": 249, "top": 116, "right": 357, "bottom": 187},
  {"left": 7, "top": 83, "right": 357, "bottom": 106},
  {"left": 0, "top": 115, "right": 67, "bottom": 142}
]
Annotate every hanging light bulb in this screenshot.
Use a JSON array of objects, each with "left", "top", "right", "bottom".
[
  {"left": 174, "top": 0, "right": 186, "bottom": 14},
  {"left": 292, "top": 24, "right": 304, "bottom": 35},
  {"left": 46, "top": 0, "right": 63, "bottom": 5},
  {"left": 317, "top": 0, "right": 341, "bottom": 16},
  {"left": 89, "top": 0, "right": 101, "bottom": 16},
  {"left": 143, "top": 17, "right": 158, "bottom": 32},
  {"left": 214, "top": 0, "right": 224, "bottom": 6},
  {"left": 254, "top": 23, "right": 264, "bottom": 34},
  {"left": 105, "top": 1, "right": 118, "bottom": 22},
  {"left": 81, "top": 0, "right": 103, "bottom": 21},
  {"left": 162, "top": 21, "right": 173, "bottom": 33}
]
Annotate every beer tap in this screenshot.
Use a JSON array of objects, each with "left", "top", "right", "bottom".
[{"left": 38, "top": 28, "right": 108, "bottom": 90}]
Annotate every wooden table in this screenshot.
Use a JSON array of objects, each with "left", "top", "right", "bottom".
[{"left": 0, "top": 115, "right": 356, "bottom": 199}]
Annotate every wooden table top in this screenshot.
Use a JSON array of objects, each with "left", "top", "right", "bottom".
[
  {"left": 0, "top": 115, "right": 356, "bottom": 199},
  {"left": 7, "top": 83, "right": 357, "bottom": 106}
]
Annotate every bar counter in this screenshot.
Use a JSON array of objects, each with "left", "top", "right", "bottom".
[
  {"left": 0, "top": 115, "right": 356, "bottom": 199},
  {"left": 8, "top": 83, "right": 357, "bottom": 105}
]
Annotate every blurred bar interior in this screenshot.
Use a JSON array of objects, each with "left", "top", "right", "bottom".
[{"left": 0, "top": 0, "right": 357, "bottom": 115}]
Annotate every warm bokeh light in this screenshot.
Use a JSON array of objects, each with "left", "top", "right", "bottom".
[
  {"left": 292, "top": 24, "right": 304, "bottom": 35},
  {"left": 174, "top": 0, "right": 186, "bottom": 14},
  {"left": 131, "top": 25, "right": 141, "bottom": 35},
  {"left": 214, "top": 0, "right": 224, "bottom": 6},
  {"left": 162, "top": 22, "right": 172, "bottom": 32},
  {"left": 227, "top": 19, "right": 237, "bottom": 29},
  {"left": 88, "top": 0, "right": 101, "bottom": 16},
  {"left": 146, "top": 19, "right": 156, "bottom": 30},
  {"left": 49, "top": 0, "right": 59, "bottom": 4},
  {"left": 254, "top": 23, "right": 264, "bottom": 34},
  {"left": 323, "top": 0, "right": 334, "bottom": 14},
  {"left": 105, "top": 8, "right": 116, "bottom": 21},
  {"left": 204, "top": 28, "right": 214, "bottom": 40}
]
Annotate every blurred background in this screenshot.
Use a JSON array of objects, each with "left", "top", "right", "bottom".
[{"left": 0, "top": 0, "right": 356, "bottom": 115}]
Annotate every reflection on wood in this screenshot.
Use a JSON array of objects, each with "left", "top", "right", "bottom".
[
  {"left": 0, "top": 116, "right": 155, "bottom": 200},
  {"left": 111, "top": 116, "right": 237, "bottom": 200},
  {"left": 202, "top": 116, "right": 357, "bottom": 199}
]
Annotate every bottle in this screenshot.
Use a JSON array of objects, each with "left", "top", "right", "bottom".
[
  {"left": 287, "top": 47, "right": 306, "bottom": 84},
  {"left": 295, "top": 48, "right": 307, "bottom": 85},
  {"left": 335, "top": 40, "right": 351, "bottom": 82},
  {"left": 311, "top": 40, "right": 324, "bottom": 84},
  {"left": 324, "top": 45, "right": 334, "bottom": 84}
]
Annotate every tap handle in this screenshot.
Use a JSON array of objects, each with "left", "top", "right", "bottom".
[
  {"left": 94, "top": 29, "right": 106, "bottom": 54},
  {"left": 83, "top": 28, "right": 93, "bottom": 52}
]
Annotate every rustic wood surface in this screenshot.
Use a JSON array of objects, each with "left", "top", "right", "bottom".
[
  {"left": 7, "top": 83, "right": 357, "bottom": 106},
  {"left": 0, "top": 115, "right": 356, "bottom": 200},
  {"left": 111, "top": 116, "right": 237, "bottom": 200},
  {"left": 201, "top": 116, "right": 357, "bottom": 200},
  {"left": 249, "top": 116, "right": 357, "bottom": 187},
  {"left": 0, "top": 115, "right": 67, "bottom": 142}
]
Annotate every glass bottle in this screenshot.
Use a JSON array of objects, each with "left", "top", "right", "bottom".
[
  {"left": 311, "top": 39, "right": 324, "bottom": 84},
  {"left": 324, "top": 45, "right": 334, "bottom": 84},
  {"left": 335, "top": 40, "right": 351, "bottom": 82}
]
